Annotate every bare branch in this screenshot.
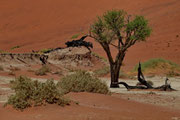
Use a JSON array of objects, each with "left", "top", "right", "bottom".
[
  {"left": 101, "top": 43, "right": 114, "bottom": 64},
  {"left": 110, "top": 43, "right": 119, "bottom": 49}
]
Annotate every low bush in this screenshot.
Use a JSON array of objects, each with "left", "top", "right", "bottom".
[
  {"left": 133, "top": 58, "right": 180, "bottom": 71},
  {"left": 35, "top": 65, "right": 51, "bottom": 76},
  {"left": 58, "top": 70, "right": 110, "bottom": 94},
  {"left": 91, "top": 52, "right": 108, "bottom": 62},
  {"left": 132, "top": 58, "right": 180, "bottom": 75},
  {"left": 4, "top": 76, "right": 70, "bottom": 110},
  {"left": 93, "top": 66, "right": 110, "bottom": 77}
]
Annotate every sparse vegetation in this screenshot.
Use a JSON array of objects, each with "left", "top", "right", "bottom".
[
  {"left": 71, "top": 33, "right": 80, "bottom": 39},
  {"left": 39, "top": 48, "right": 53, "bottom": 54},
  {"left": 166, "top": 70, "right": 180, "bottom": 77},
  {"left": 0, "top": 65, "right": 4, "bottom": 71},
  {"left": 58, "top": 70, "right": 110, "bottom": 94},
  {"left": 119, "top": 71, "right": 135, "bottom": 79},
  {"left": 9, "top": 67, "right": 20, "bottom": 71},
  {"left": 91, "top": 52, "right": 108, "bottom": 62},
  {"left": 11, "top": 45, "right": 21, "bottom": 50},
  {"left": 53, "top": 71, "right": 63, "bottom": 76},
  {"left": 0, "top": 49, "right": 5, "bottom": 53},
  {"left": 8, "top": 71, "right": 15, "bottom": 76},
  {"left": 4, "top": 76, "right": 70, "bottom": 110},
  {"left": 0, "top": 50, "right": 8, "bottom": 53},
  {"left": 66, "top": 67, "right": 85, "bottom": 73},
  {"left": 35, "top": 65, "right": 51, "bottom": 76},
  {"left": 93, "top": 66, "right": 110, "bottom": 77},
  {"left": 132, "top": 58, "right": 180, "bottom": 76}
]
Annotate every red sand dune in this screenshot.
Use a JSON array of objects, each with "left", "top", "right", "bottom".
[
  {"left": 0, "top": 0, "right": 180, "bottom": 70},
  {"left": 1, "top": 92, "right": 180, "bottom": 120}
]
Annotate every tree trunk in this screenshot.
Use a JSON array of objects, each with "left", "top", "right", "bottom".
[
  {"left": 110, "top": 64, "right": 120, "bottom": 88},
  {"left": 110, "top": 55, "right": 124, "bottom": 88},
  {"left": 100, "top": 43, "right": 124, "bottom": 88}
]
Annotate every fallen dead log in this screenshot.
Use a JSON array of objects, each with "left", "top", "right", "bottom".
[
  {"left": 119, "top": 62, "right": 176, "bottom": 91},
  {"left": 118, "top": 82, "right": 147, "bottom": 90}
]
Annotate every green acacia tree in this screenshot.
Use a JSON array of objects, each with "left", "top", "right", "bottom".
[{"left": 90, "top": 10, "right": 151, "bottom": 88}]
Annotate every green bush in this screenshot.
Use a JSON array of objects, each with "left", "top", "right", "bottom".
[
  {"left": 93, "top": 66, "right": 110, "bottom": 77},
  {"left": 58, "top": 71, "right": 110, "bottom": 94},
  {"left": 132, "top": 58, "right": 180, "bottom": 76},
  {"left": 35, "top": 65, "right": 51, "bottom": 76},
  {"left": 4, "top": 76, "right": 70, "bottom": 110},
  {"left": 133, "top": 58, "right": 180, "bottom": 72}
]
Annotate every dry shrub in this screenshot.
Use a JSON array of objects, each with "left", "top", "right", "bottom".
[
  {"left": 35, "top": 65, "right": 51, "bottom": 76},
  {"left": 58, "top": 70, "right": 110, "bottom": 94},
  {"left": 4, "top": 76, "right": 70, "bottom": 110},
  {"left": 10, "top": 67, "right": 20, "bottom": 71},
  {"left": 93, "top": 66, "right": 110, "bottom": 77}
]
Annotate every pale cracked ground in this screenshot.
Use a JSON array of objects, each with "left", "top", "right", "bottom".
[{"left": 0, "top": 75, "right": 180, "bottom": 110}]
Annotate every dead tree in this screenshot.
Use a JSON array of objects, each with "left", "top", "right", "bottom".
[
  {"left": 119, "top": 62, "right": 175, "bottom": 91},
  {"left": 137, "top": 62, "right": 153, "bottom": 89},
  {"left": 65, "top": 35, "right": 93, "bottom": 51}
]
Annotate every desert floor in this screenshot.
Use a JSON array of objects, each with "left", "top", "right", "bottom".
[{"left": 0, "top": 76, "right": 180, "bottom": 120}]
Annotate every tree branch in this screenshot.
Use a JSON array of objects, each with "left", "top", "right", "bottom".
[
  {"left": 101, "top": 43, "right": 114, "bottom": 64},
  {"left": 110, "top": 43, "right": 119, "bottom": 49}
]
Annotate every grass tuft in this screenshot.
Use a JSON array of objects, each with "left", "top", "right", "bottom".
[
  {"left": 93, "top": 66, "right": 110, "bottom": 77},
  {"left": 71, "top": 33, "right": 80, "bottom": 39}
]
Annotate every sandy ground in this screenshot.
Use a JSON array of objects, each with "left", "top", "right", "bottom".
[
  {"left": 0, "top": 75, "right": 180, "bottom": 120},
  {"left": 102, "top": 77, "right": 180, "bottom": 110},
  {"left": 0, "top": 0, "right": 180, "bottom": 71}
]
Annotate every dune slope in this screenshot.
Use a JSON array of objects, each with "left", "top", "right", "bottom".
[{"left": 0, "top": 0, "right": 180, "bottom": 70}]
